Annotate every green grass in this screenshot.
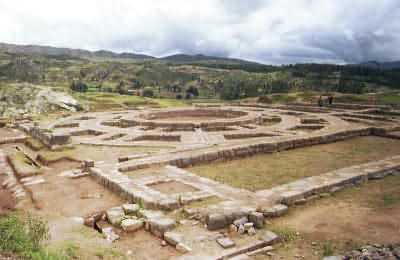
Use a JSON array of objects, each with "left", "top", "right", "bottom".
[
  {"left": 190, "top": 137, "right": 400, "bottom": 191},
  {"left": 0, "top": 213, "right": 66, "bottom": 260},
  {"left": 376, "top": 92, "right": 400, "bottom": 105},
  {"left": 268, "top": 227, "right": 298, "bottom": 243},
  {"left": 73, "top": 92, "right": 187, "bottom": 110},
  {"left": 321, "top": 242, "right": 336, "bottom": 257},
  {"left": 25, "top": 138, "right": 46, "bottom": 151}
]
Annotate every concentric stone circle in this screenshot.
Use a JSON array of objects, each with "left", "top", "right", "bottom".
[{"left": 125, "top": 107, "right": 263, "bottom": 129}]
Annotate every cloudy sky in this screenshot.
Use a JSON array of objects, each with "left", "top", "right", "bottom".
[{"left": 1, "top": 0, "right": 399, "bottom": 64}]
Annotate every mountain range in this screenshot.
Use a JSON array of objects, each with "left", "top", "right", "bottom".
[
  {"left": 1, "top": 42, "right": 400, "bottom": 69},
  {"left": 0, "top": 42, "right": 254, "bottom": 65}
]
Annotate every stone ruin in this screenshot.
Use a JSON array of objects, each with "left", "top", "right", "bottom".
[{"left": 1, "top": 104, "right": 400, "bottom": 259}]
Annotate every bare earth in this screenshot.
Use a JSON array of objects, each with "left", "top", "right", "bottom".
[{"left": 261, "top": 175, "right": 400, "bottom": 259}]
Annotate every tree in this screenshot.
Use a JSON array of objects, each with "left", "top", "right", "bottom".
[
  {"left": 116, "top": 81, "right": 127, "bottom": 95},
  {"left": 142, "top": 87, "right": 154, "bottom": 97},
  {"left": 186, "top": 86, "right": 199, "bottom": 97},
  {"left": 70, "top": 80, "right": 88, "bottom": 92}
]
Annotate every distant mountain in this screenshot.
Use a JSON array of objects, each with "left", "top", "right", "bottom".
[
  {"left": 358, "top": 60, "right": 400, "bottom": 70},
  {"left": 0, "top": 42, "right": 262, "bottom": 65},
  {"left": 160, "top": 53, "right": 258, "bottom": 65},
  {"left": 0, "top": 42, "right": 154, "bottom": 60}
]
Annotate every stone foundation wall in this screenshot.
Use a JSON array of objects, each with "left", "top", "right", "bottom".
[
  {"left": 141, "top": 109, "right": 247, "bottom": 120},
  {"left": 258, "top": 155, "right": 400, "bottom": 206},
  {"left": 119, "top": 127, "right": 373, "bottom": 172},
  {"left": 17, "top": 124, "right": 70, "bottom": 148},
  {"left": 132, "top": 135, "right": 181, "bottom": 142},
  {"left": 0, "top": 135, "right": 27, "bottom": 145}
]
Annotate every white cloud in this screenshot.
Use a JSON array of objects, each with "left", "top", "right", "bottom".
[{"left": 0, "top": 0, "right": 399, "bottom": 64}]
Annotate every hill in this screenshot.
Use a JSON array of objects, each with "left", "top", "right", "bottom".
[
  {"left": 0, "top": 42, "right": 154, "bottom": 60},
  {"left": 161, "top": 53, "right": 256, "bottom": 64},
  {"left": 358, "top": 61, "right": 400, "bottom": 70}
]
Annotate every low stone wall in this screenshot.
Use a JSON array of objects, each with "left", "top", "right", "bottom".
[
  {"left": 36, "top": 154, "right": 81, "bottom": 166},
  {"left": 141, "top": 109, "right": 247, "bottom": 120},
  {"left": 89, "top": 168, "right": 180, "bottom": 211},
  {"left": 224, "top": 133, "right": 276, "bottom": 140},
  {"left": 0, "top": 150, "right": 26, "bottom": 200},
  {"left": 256, "top": 155, "right": 400, "bottom": 206},
  {"left": 0, "top": 135, "right": 27, "bottom": 145},
  {"left": 336, "top": 113, "right": 394, "bottom": 122},
  {"left": 70, "top": 129, "right": 104, "bottom": 136},
  {"left": 54, "top": 122, "right": 80, "bottom": 128},
  {"left": 201, "top": 155, "right": 400, "bottom": 232},
  {"left": 18, "top": 124, "right": 71, "bottom": 148},
  {"left": 121, "top": 108, "right": 263, "bottom": 130},
  {"left": 119, "top": 127, "right": 373, "bottom": 172},
  {"left": 131, "top": 134, "right": 181, "bottom": 142}
]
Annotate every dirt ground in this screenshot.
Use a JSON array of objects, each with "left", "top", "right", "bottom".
[
  {"left": 190, "top": 136, "right": 400, "bottom": 191},
  {"left": 7, "top": 138, "right": 168, "bottom": 257},
  {"left": 0, "top": 177, "right": 16, "bottom": 216},
  {"left": 148, "top": 180, "right": 199, "bottom": 194},
  {"left": 39, "top": 144, "right": 170, "bottom": 163},
  {"left": 258, "top": 175, "right": 400, "bottom": 259},
  {"left": 0, "top": 128, "right": 22, "bottom": 138},
  {"left": 11, "top": 159, "right": 179, "bottom": 259}
]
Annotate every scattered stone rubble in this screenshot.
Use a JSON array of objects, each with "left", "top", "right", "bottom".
[{"left": 324, "top": 244, "right": 400, "bottom": 260}]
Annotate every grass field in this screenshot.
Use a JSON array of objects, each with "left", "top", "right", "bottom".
[
  {"left": 72, "top": 92, "right": 188, "bottom": 111},
  {"left": 190, "top": 136, "right": 400, "bottom": 191}
]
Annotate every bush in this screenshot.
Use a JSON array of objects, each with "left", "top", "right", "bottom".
[
  {"left": 0, "top": 213, "right": 51, "bottom": 259},
  {"left": 258, "top": 96, "right": 273, "bottom": 103},
  {"left": 142, "top": 87, "right": 154, "bottom": 97},
  {"left": 186, "top": 86, "right": 199, "bottom": 97},
  {"left": 70, "top": 81, "right": 88, "bottom": 92}
]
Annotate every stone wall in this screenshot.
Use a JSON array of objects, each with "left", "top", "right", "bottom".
[
  {"left": 17, "top": 124, "right": 71, "bottom": 148},
  {"left": 119, "top": 127, "right": 373, "bottom": 172}
]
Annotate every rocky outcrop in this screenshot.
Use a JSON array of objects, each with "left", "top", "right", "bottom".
[{"left": 0, "top": 83, "right": 82, "bottom": 117}]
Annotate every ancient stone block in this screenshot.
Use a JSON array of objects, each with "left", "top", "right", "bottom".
[
  {"left": 164, "top": 231, "right": 183, "bottom": 246},
  {"left": 233, "top": 216, "right": 248, "bottom": 227},
  {"left": 262, "top": 204, "right": 288, "bottom": 218},
  {"left": 176, "top": 242, "right": 192, "bottom": 253},
  {"left": 248, "top": 212, "right": 264, "bottom": 229},
  {"left": 149, "top": 217, "right": 176, "bottom": 237},
  {"left": 106, "top": 207, "right": 125, "bottom": 226},
  {"left": 216, "top": 237, "right": 236, "bottom": 249},
  {"left": 206, "top": 213, "right": 228, "bottom": 230},
  {"left": 260, "top": 230, "right": 279, "bottom": 244},
  {"left": 121, "top": 219, "right": 143, "bottom": 232},
  {"left": 122, "top": 204, "right": 140, "bottom": 215}
]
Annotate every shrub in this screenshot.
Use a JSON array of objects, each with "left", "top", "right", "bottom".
[
  {"left": 258, "top": 96, "right": 273, "bottom": 103},
  {"left": 0, "top": 213, "right": 50, "bottom": 259},
  {"left": 142, "top": 87, "right": 154, "bottom": 97},
  {"left": 70, "top": 81, "right": 88, "bottom": 92}
]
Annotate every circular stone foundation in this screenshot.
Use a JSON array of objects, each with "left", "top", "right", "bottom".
[{"left": 124, "top": 108, "right": 263, "bottom": 129}]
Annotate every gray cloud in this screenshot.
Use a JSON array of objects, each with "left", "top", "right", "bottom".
[{"left": 0, "top": 0, "right": 399, "bottom": 64}]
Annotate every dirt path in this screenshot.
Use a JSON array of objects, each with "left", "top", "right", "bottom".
[{"left": 263, "top": 175, "right": 400, "bottom": 259}]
